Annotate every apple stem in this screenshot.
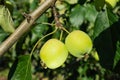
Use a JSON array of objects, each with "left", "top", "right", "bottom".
[
  {"left": 35, "top": 22, "right": 55, "bottom": 26},
  {"left": 30, "top": 27, "right": 58, "bottom": 57},
  {"left": 60, "top": 30, "right": 63, "bottom": 41}
]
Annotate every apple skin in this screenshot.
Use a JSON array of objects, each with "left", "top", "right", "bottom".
[
  {"left": 65, "top": 30, "right": 93, "bottom": 57},
  {"left": 105, "top": 0, "right": 118, "bottom": 8},
  {"left": 40, "top": 39, "right": 68, "bottom": 69}
]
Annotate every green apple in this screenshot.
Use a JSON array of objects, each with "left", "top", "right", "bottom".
[
  {"left": 105, "top": 0, "right": 118, "bottom": 8},
  {"left": 65, "top": 30, "right": 93, "bottom": 57},
  {"left": 40, "top": 39, "right": 68, "bottom": 69}
]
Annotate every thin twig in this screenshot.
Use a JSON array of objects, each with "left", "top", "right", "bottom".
[
  {"left": 52, "top": 6, "right": 70, "bottom": 34},
  {"left": 0, "top": 0, "right": 57, "bottom": 56},
  {"left": 52, "top": 6, "right": 62, "bottom": 28}
]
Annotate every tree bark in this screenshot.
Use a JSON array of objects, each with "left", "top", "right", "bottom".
[{"left": 0, "top": 0, "right": 57, "bottom": 56}]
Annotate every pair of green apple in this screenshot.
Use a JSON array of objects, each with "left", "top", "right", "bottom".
[{"left": 40, "top": 30, "right": 93, "bottom": 69}]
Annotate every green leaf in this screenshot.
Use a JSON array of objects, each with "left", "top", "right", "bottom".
[
  {"left": 93, "top": 10, "right": 109, "bottom": 39},
  {"left": 107, "top": 9, "right": 118, "bottom": 25},
  {"left": 93, "top": 8, "right": 118, "bottom": 40},
  {"left": 84, "top": 4, "right": 98, "bottom": 23},
  {"left": 65, "top": 0, "right": 78, "bottom": 4},
  {"left": 70, "top": 5, "right": 85, "bottom": 28},
  {"left": 5, "top": 1, "right": 14, "bottom": 13},
  {"left": 113, "top": 41, "right": 120, "bottom": 68},
  {"left": 94, "top": 29, "right": 114, "bottom": 69},
  {"left": 0, "top": 29, "right": 9, "bottom": 43},
  {"left": 29, "top": 0, "right": 39, "bottom": 11},
  {"left": 0, "top": 5, "right": 15, "bottom": 33},
  {"left": 31, "top": 14, "right": 48, "bottom": 44},
  {"left": 111, "top": 19, "right": 120, "bottom": 69},
  {"left": 93, "top": 8, "right": 119, "bottom": 69},
  {"left": 10, "top": 55, "right": 32, "bottom": 80},
  {"left": 94, "top": 0, "right": 105, "bottom": 11}
]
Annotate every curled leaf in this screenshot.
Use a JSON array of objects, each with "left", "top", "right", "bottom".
[{"left": 0, "top": 5, "right": 15, "bottom": 33}]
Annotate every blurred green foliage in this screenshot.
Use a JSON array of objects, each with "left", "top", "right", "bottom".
[{"left": 0, "top": 0, "right": 120, "bottom": 80}]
